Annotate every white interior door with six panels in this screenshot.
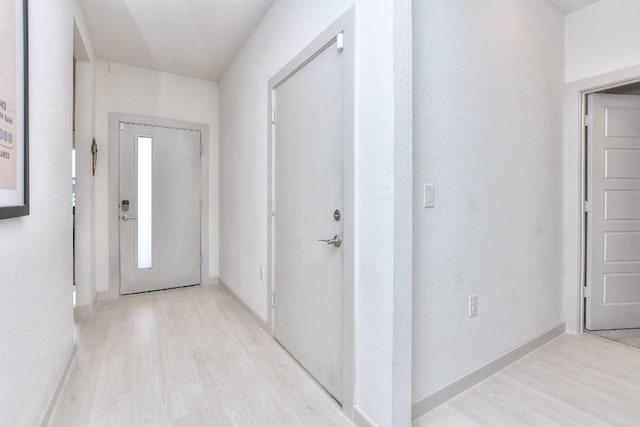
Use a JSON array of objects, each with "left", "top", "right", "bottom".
[{"left": 587, "top": 93, "right": 640, "bottom": 330}]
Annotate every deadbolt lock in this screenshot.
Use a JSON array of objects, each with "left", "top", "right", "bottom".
[{"left": 333, "top": 209, "right": 342, "bottom": 222}]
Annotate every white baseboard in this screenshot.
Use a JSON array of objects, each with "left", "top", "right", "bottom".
[
  {"left": 40, "top": 342, "right": 77, "bottom": 427},
  {"left": 218, "top": 278, "right": 270, "bottom": 334},
  {"left": 74, "top": 302, "right": 94, "bottom": 316},
  {"left": 352, "top": 405, "right": 375, "bottom": 427},
  {"left": 75, "top": 292, "right": 97, "bottom": 316},
  {"left": 412, "top": 323, "right": 566, "bottom": 420},
  {"left": 204, "top": 276, "right": 220, "bottom": 286},
  {"left": 96, "top": 287, "right": 119, "bottom": 301}
]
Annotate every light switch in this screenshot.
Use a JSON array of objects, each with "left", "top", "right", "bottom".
[{"left": 423, "top": 184, "right": 435, "bottom": 208}]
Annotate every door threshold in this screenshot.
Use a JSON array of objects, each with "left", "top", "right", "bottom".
[{"left": 120, "top": 283, "right": 200, "bottom": 297}]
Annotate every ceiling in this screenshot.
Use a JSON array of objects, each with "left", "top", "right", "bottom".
[
  {"left": 545, "top": 0, "right": 600, "bottom": 13},
  {"left": 80, "top": 0, "right": 601, "bottom": 81},
  {"left": 79, "top": 0, "right": 275, "bottom": 81}
]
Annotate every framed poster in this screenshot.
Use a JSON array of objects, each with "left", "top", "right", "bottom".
[{"left": 0, "top": 0, "right": 28, "bottom": 219}]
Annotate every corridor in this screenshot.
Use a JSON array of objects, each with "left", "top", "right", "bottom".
[{"left": 48, "top": 286, "right": 351, "bottom": 426}]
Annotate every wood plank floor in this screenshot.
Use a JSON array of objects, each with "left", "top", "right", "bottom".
[
  {"left": 48, "top": 285, "right": 352, "bottom": 427},
  {"left": 414, "top": 333, "right": 640, "bottom": 427},
  {"left": 49, "top": 285, "right": 640, "bottom": 427}
]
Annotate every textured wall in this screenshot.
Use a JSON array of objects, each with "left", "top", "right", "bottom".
[
  {"left": 413, "top": 0, "right": 565, "bottom": 402},
  {"left": 0, "top": 0, "right": 75, "bottom": 423},
  {"left": 93, "top": 61, "right": 219, "bottom": 294},
  {"left": 565, "top": 0, "right": 640, "bottom": 83}
]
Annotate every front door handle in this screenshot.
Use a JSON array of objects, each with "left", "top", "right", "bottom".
[
  {"left": 122, "top": 214, "right": 137, "bottom": 221},
  {"left": 318, "top": 234, "right": 342, "bottom": 248}
]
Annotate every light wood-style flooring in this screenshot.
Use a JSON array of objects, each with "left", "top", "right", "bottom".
[
  {"left": 48, "top": 285, "right": 352, "bottom": 427},
  {"left": 414, "top": 333, "right": 640, "bottom": 427},
  {"left": 49, "top": 285, "right": 640, "bottom": 426}
]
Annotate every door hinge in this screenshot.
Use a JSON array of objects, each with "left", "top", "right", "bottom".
[
  {"left": 200, "top": 142, "right": 203, "bottom": 154},
  {"left": 336, "top": 32, "right": 344, "bottom": 52},
  {"left": 584, "top": 201, "right": 592, "bottom": 213},
  {"left": 584, "top": 115, "right": 592, "bottom": 127},
  {"left": 584, "top": 286, "right": 591, "bottom": 299},
  {"left": 271, "top": 291, "right": 276, "bottom": 307},
  {"left": 200, "top": 255, "right": 203, "bottom": 266},
  {"left": 271, "top": 110, "right": 276, "bottom": 124},
  {"left": 271, "top": 201, "right": 276, "bottom": 217},
  {"left": 120, "top": 122, "right": 124, "bottom": 131}
]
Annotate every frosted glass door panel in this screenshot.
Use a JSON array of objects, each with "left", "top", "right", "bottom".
[{"left": 137, "top": 136, "right": 153, "bottom": 270}]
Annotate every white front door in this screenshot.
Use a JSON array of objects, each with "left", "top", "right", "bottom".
[
  {"left": 273, "top": 36, "right": 345, "bottom": 401},
  {"left": 119, "top": 123, "right": 201, "bottom": 295},
  {"left": 587, "top": 93, "right": 640, "bottom": 330}
]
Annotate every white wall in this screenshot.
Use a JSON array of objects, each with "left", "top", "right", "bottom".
[
  {"left": 391, "top": 1, "right": 413, "bottom": 424},
  {"left": 0, "top": 0, "right": 75, "bottom": 424},
  {"left": 93, "top": 62, "right": 219, "bottom": 294},
  {"left": 412, "top": 0, "right": 565, "bottom": 403},
  {"left": 73, "top": 3, "right": 97, "bottom": 310},
  {"left": 219, "top": 1, "right": 411, "bottom": 424},
  {"left": 565, "top": 0, "right": 640, "bottom": 83},
  {"left": 74, "top": 60, "right": 97, "bottom": 309}
]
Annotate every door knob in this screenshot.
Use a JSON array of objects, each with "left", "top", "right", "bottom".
[
  {"left": 122, "top": 214, "right": 137, "bottom": 221},
  {"left": 318, "top": 234, "right": 342, "bottom": 248}
]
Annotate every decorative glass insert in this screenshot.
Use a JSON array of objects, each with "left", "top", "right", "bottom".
[{"left": 137, "top": 136, "right": 153, "bottom": 269}]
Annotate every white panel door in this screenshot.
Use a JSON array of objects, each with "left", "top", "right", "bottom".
[
  {"left": 119, "top": 123, "right": 201, "bottom": 294},
  {"left": 273, "top": 38, "right": 344, "bottom": 401},
  {"left": 587, "top": 94, "right": 640, "bottom": 330}
]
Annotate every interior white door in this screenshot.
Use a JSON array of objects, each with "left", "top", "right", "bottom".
[
  {"left": 273, "top": 37, "right": 344, "bottom": 401},
  {"left": 587, "top": 93, "right": 640, "bottom": 330},
  {"left": 119, "top": 123, "right": 201, "bottom": 295}
]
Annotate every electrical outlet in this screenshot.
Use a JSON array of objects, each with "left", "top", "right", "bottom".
[{"left": 469, "top": 295, "right": 478, "bottom": 317}]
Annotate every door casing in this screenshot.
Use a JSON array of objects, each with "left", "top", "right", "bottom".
[
  {"left": 267, "top": 7, "right": 355, "bottom": 418},
  {"left": 105, "top": 113, "right": 211, "bottom": 298},
  {"left": 570, "top": 74, "right": 640, "bottom": 334}
]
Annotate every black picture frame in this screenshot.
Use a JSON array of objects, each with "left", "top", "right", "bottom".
[{"left": 0, "top": 0, "right": 28, "bottom": 219}]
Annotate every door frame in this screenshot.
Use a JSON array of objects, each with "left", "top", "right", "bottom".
[
  {"left": 266, "top": 7, "right": 355, "bottom": 417},
  {"left": 566, "top": 66, "right": 640, "bottom": 334},
  {"left": 105, "top": 113, "right": 211, "bottom": 297}
]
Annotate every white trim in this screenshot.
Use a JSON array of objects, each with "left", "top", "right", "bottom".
[
  {"left": 96, "top": 287, "right": 119, "bottom": 301},
  {"left": 205, "top": 276, "right": 220, "bottom": 286},
  {"left": 74, "top": 302, "right": 94, "bottom": 316},
  {"left": 39, "top": 343, "right": 77, "bottom": 427},
  {"left": 107, "top": 113, "right": 210, "bottom": 297},
  {"left": 352, "top": 405, "right": 375, "bottom": 427},
  {"left": 563, "top": 64, "right": 640, "bottom": 335},
  {"left": 74, "top": 289, "right": 98, "bottom": 316},
  {"left": 219, "top": 278, "right": 270, "bottom": 334},
  {"left": 411, "top": 323, "right": 566, "bottom": 420},
  {"left": 266, "top": 7, "right": 356, "bottom": 421}
]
